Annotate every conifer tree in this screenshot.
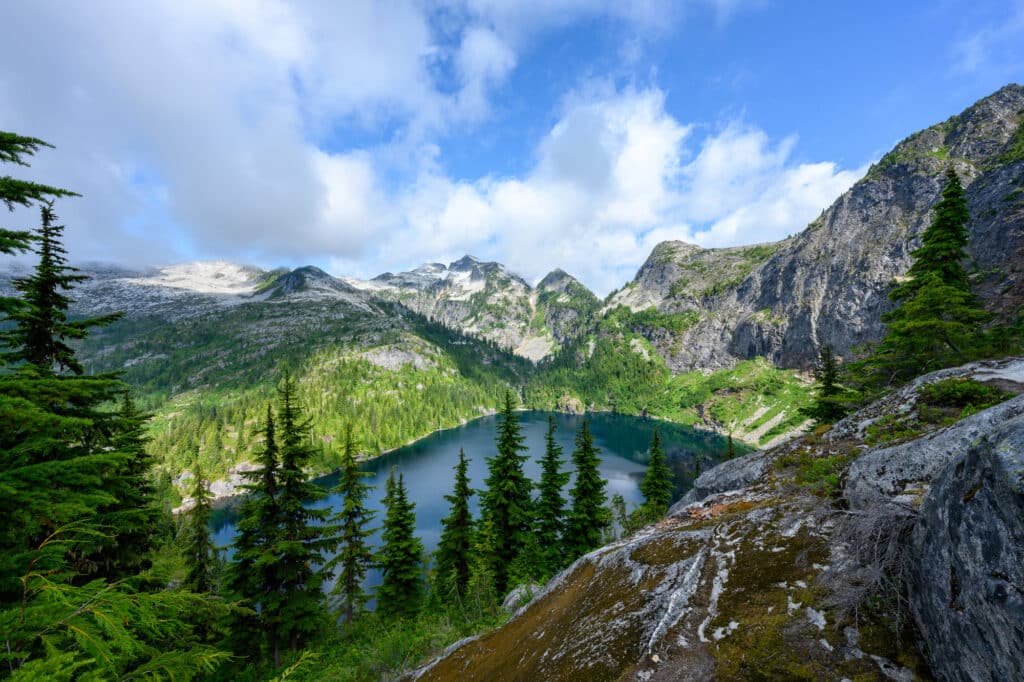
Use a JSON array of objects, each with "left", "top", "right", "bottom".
[
  {"left": 858, "top": 169, "right": 990, "bottom": 387},
  {"left": 0, "top": 132, "right": 230, "bottom": 678},
  {"left": 801, "top": 345, "right": 849, "bottom": 424},
  {"left": 0, "top": 131, "right": 77, "bottom": 259},
  {"left": 479, "top": 391, "right": 533, "bottom": 595},
  {"left": 377, "top": 468, "right": 424, "bottom": 621},
  {"left": 535, "top": 416, "right": 570, "bottom": 574},
  {"left": 435, "top": 448, "right": 475, "bottom": 604},
  {"left": 565, "top": 419, "right": 610, "bottom": 561},
  {"left": 639, "top": 428, "right": 673, "bottom": 517},
  {"left": 86, "top": 391, "right": 163, "bottom": 581},
  {"left": 725, "top": 433, "right": 737, "bottom": 460},
  {"left": 181, "top": 465, "right": 219, "bottom": 594},
  {"left": 1, "top": 203, "right": 121, "bottom": 371},
  {"left": 270, "top": 374, "right": 336, "bottom": 659},
  {"left": 327, "top": 424, "right": 376, "bottom": 623},
  {"left": 224, "top": 404, "right": 281, "bottom": 662}
]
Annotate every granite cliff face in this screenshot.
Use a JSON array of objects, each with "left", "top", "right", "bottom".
[
  {"left": 611, "top": 84, "right": 1024, "bottom": 371},
  {"left": 413, "top": 357, "right": 1024, "bottom": 681}
]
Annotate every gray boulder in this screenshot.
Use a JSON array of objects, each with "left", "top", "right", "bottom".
[
  {"left": 845, "top": 394, "right": 1024, "bottom": 509},
  {"left": 668, "top": 450, "right": 770, "bottom": 513},
  {"left": 907, "top": 415, "right": 1024, "bottom": 682}
]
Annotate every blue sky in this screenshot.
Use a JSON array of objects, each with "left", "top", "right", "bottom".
[{"left": 2, "top": 0, "right": 1023, "bottom": 295}]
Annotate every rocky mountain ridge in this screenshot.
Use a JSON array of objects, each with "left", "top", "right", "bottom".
[{"left": 610, "top": 84, "right": 1024, "bottom": 371}]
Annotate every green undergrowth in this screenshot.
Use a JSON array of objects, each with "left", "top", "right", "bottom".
[
  {"left": 528, "top": 350, "right": 812, "bottom": 447},
  {"left": 866, "top": 377, "right": 1013, "bottom": 447}
]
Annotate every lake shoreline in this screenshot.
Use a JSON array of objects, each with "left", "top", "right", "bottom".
[{"left": 177, "top": 407, "right": 723, "bottom": 513}]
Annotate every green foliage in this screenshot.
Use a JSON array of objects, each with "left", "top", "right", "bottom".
[
  {"left": 272, "top": 375, "right": 337, "bottom": 654},
  {"left": 917, "top": 377, "right": 1010, "bottom": 411},
  {"left": 0, "top": 525, "right": 232, "bottom": 681},
  {"left": 639, "top": 428, "right": 673, "bottom": 517},
  {"left": 603, "top": 305, "right": 701, "bottom": 335},
  {"left": 1, "top": 204, "right": 122, "bottom": 372},
  {"left": 801, "top": 345, "right": 851, "bottom": 425},
  {"left": 180, "top": 464, "right": 220, "bottom": 594},
  {"left": 535, "top": 416, "right": 570, "bottom": 575},
  {"left": 1, "top": 134, "right": 231, "bottom": 678},
  {"left": 997, "top": 119, "right": 1024, "bottom": 164},
  {"left": 327, "top": 425, "right": 377, "bottom": 623},
  {"left": 776, "top": 449, "right": 855, "bottom": 498},
  {"left": 479, "top": 392, "right": 534, "bottom": 596},
  {"left": 434, "top": 449, "right": 475, "bottom": 605},
  {"left": 377, "top": 469, "right": 424, "bottom": 621},
  {"left": 864, "top": 414, "right": 923, "bottom": 446},
  {"left": 565, "top": 420, "right": 610, "bottom": 561},
  {"left": 855, "top": 170, "right": 992, "bottom": 389}
]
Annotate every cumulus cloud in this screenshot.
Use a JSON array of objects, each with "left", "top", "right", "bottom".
[{"left": 0, "top": 0, "right": 857, "bottom": 296}]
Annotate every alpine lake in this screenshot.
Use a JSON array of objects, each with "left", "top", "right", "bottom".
[{"left": 210, "top": 411, "right": 738, "bottom": 597}]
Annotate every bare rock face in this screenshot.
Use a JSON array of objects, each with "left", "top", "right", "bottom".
[
  {"left": 614, "top": 84, "right": 1024, "bottom": 371},
  {"left": 907, "top": 415, "right": 1024, "bottom": 682}
]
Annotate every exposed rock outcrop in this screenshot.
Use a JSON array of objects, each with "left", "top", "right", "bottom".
[
  {"left": 908, "top": 414, "right": 1024, "bottom": 682},
  {"left": 611, "top": 84, "right": 1024, "bottom": 371},
  {"left": 413, "top": 357, "right": 1024, "bottom": 680}
]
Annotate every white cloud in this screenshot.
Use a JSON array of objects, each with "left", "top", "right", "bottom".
[
  {"left": 950, "top": 1, "right": 1024, "bottom": 78},
  {"left": 0, "top": 0, "right": 849, "bottom": 297},
  {"left": 356, "top": 86, "right": 860, "bottom": 295}
]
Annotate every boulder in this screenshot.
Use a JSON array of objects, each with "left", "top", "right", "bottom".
[
  {"left": 907, "top": 414, "right": 1024, "bottom": 682},
  {"left": 669, "top": 450, "right": 770, "bottom": 513},
  {"left": 845, "top": 394, "right": 1024, "bottom": 509}
]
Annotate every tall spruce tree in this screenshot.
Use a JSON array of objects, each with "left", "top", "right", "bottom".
[
  {"left": 326, "top": 424, "right": 376, "bottom": 623},
  {"left": 535, "top": 416, "right": 570, "bottom": 575},
  {"left": 801, "top": 345, "right": 849, "bottom": 424},
  {"left": 565, "top": 419, "right": 610, "bottom": 561},
  {"left": 224, "top": 404, "right": 281, "bottom": 663},
  {"left": 270, "top": 374, "right": 336, "bottom": 660},
  {"left": 435, "top": 448, "right": 475, "bottom": 604},
  {"left": 181, "top": 465, "right": 218, "bottom": 594},
  {"left": 639, "top": 428, "right": 673, "bottom": 517},
  {"left": 377, "top": 468, "right": 424, "bottom": 621},
  {"left": 859, "top": 169, "right": 990, "bottom": 387},
  {"left": 1, "top": 203, "right": 121, "bottom": 371},
  {"left": 479, "top": 391, "right": 533, "bottom": 595}
]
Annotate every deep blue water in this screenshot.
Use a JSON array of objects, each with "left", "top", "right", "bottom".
[{"left": 210, "top": 411, "right": 730, "bottom": 596}]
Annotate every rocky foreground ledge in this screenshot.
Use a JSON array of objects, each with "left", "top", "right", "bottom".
[{"left": 410, "top": 358, "right": 1024, "bottom": 681}]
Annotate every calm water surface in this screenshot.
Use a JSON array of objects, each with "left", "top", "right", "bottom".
[{"left": 210, "top": 411, "right": 730, "bottom": 596}]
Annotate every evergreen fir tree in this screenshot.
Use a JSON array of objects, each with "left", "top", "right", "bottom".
[
  {"left": 224, "top": 404, "right": 281, "bottom": 663},
  {"left": 377, "top": 468, "right": 424, "bottom": 621},
  {"left": 565, "top": 419, "right": 610, "bottom": 561},
  {"left": 725, "top": 433, "right": 737, "bottom": 460},
  {"left": 0, "top": 131, "right": 77, "bottom": 260},
  {"left": 326, "top": 424, "right": 376, "bottom": 623},
  {"left": 181, "top": 465, "right": 219, "bottom": 594},
  {"left": 535, "top": 415, "right": 570, "bottom": 575},
  {"left": 87, "top": 390, "right": 163, "bottom": 581},
  {"left": 801, "top": 345, "right": 849, "bottom": 424},
  {"left": 269, "top": 374, "right": 336, "bottom": 660},
  {"left": 435, "top": 448, "right": 475, "bottom": 604},
  {"left": 0, "top": 132, "right": 231, "bottom": 678},
  {"left": 479, "top": 390, "right": 533, "bottom": 595},
  {"left": 639, "top": 428, "right": 673, "bottom": 517},
  {"left": 1, "top": 203, "right": 121, "bottom": 371},
  {"left": 858, "top": 169, "right": 991, "bottom": 387}
]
